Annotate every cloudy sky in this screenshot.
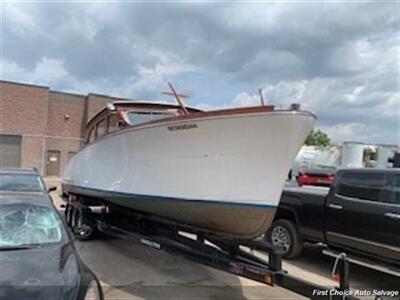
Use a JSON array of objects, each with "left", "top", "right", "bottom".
[{"left": 2, "top": 1, "right": 398, "bottom": 145}]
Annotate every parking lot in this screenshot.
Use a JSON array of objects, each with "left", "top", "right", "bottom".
[{"left": 51, "top": 192, "right": 398, "bottom": 300}]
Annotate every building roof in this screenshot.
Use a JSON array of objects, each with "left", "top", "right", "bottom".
[{"left": 0, "top": 80, "right": 49, "bottom": 90}]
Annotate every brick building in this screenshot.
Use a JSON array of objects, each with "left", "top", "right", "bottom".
[{"left": 0, "top": 80, "right": 114, "bottom": 177}]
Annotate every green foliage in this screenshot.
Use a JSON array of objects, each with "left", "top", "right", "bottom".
[{"left": 305, "top": 130, "right": 330, "bottom": 147}]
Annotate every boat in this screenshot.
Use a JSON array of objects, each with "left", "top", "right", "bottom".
[{"left": 62, "top": 88, "right": 315, "bottom": 240}]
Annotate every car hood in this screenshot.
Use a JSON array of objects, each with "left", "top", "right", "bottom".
[{"left": 0, "top": 243, "right": 81, "bottom": 300}]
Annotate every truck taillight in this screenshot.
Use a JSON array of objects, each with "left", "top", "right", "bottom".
[{"left": 297, "top": 173, "right": 309, "bottom": 187}]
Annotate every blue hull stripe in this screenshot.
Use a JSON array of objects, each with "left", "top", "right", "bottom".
[{"left": 64, "top": 184, "right": 278, "bottom": 209}]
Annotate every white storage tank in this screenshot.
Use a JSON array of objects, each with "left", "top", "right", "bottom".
[
  {"left": 341, "top": 142, "right": 365, "bottom": 168},
  {"left": 375, "top": 145, "right": 397, "bottom": 168},
  {"left": 292, "top": 145, "right": 340, "bottom": 177},
  {"left": 291, "top": 146, "right": 317, "bottom": 177}
]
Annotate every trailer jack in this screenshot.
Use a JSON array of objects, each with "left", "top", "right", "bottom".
[{"left": 331, "top": 253, "right": 350, "bottom": 292}]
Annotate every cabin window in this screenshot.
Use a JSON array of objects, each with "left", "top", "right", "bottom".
[
  {"left": 126, "top": 111, "right": 176, "bottom": 126},
  {"left": 108, "top": 114, "right": 119, "bottom": 133},
  {"left": 88, "top": 128, "right": 96, "bottom": 143},
  {"left": 97, "top": 118, "right": 106, "bottom": 138}
]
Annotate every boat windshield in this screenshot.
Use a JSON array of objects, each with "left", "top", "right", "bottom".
[
  {"left": 126, "top": 111, "right": 177, "bottom": 126},
  {"left": 0, "top": 204, "right": 65, "bottom": 248}
]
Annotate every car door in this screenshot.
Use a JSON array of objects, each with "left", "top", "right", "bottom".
[
  {"left": 385, "top": 172, "right": 400, "bottom": 262},
  {"left": 325, "top": 171, "right": 399, "bottom": 261}
]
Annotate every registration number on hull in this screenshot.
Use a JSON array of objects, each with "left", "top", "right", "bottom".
[{"left": 168, "top": 123, "right": 198, "bottom": 131}]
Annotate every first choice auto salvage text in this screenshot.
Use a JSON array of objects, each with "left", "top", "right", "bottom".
[{"left": 313, "top": 289, "right": 399, "bottom": 297}]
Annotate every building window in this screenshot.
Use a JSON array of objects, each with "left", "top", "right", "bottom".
[
  {"left": 0, "top": 134, "right": 22, "bottom": 168},
  {"left": 46, "top": 150, "right": 61, "bottom": 177}
]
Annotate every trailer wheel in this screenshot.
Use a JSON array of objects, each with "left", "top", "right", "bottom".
[
  {"left": 65, "top": 204, "right": 73, "bottom": 227},
  {"left": 265, "top": 219, "right": 302, "bottom": 259},
  {"left": 71, "top": 207, "right": 94, "bottom": 241}
]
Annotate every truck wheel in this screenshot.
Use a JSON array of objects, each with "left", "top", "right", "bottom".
[{"left": 266, "top": 219, "right": 302, "bottom": 259}]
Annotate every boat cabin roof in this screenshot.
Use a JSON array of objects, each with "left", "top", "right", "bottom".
[
  {"left": 84, "top": 101, "right": 203, "bottom": 145},
  {"left": 83, "top": 100, "right": 277, "bottom": 146},
  {"left": 112, "top": 100, "right": 202, "bottom": 111},
  {"left": 87, "top": 101, "right": 202, "bottom": 127}
]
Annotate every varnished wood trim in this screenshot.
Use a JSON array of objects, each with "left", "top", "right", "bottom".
[
  {"left": 125, "top": 105, "right": 275, "bottom": 128},
  {"left": 83, "top": 105, "right": 275, "bottom": 146}
]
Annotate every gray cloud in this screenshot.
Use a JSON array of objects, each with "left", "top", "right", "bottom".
[{"left": 2, "top": 1, "right": 398, "bottom": 144}]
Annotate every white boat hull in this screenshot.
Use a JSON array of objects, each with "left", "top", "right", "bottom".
[{"left": 63, "top": 110, "right": 315, "bottom": 239}]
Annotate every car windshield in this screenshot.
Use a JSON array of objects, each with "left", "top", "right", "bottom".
[
  {"left": 0, "top": 204, "right": 65, "bottom": 248},
  {"left": 0, "top": 174, "right": 44, "bottom": 192}
]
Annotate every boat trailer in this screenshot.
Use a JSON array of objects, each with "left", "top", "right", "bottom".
[{"left": 65, "top": 201, "right": 361, "bottom": 300}]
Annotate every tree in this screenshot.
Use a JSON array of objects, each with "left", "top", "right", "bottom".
[{"left": 305, "top": 130, "right": 330, "bottom": 147}]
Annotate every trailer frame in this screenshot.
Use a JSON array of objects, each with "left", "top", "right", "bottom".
[{"left": 64, "top": 199, "right": 361, "bottom": 300}]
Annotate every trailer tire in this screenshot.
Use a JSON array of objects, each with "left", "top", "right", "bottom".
[
  {"left": 65, "top": 204, "right": 73, "bottom": 227},
  {"left": 265, "top": 219, "right": 302, "bottom": 259},
  {"left": 71, "top": 207, "right": 95, "bottom": 241}
]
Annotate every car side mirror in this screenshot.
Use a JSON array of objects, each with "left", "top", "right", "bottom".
[{"left": 48, "top": 186, "right": 57, "bottom": 192}]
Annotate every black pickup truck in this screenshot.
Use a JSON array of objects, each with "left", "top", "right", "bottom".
[{"left": 266, "top": 168, "right": 399, "bottom": 274}]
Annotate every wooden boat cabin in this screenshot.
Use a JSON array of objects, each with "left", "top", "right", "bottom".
[{"left": 84, "top": 101, "right": 202, "bottom": 145}]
